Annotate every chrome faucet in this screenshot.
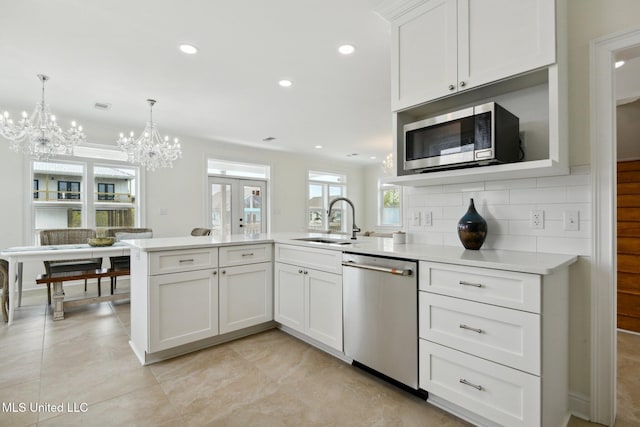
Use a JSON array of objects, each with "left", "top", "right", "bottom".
[{"left": 328, "top": 197, "right": 361, "bottom": 240}]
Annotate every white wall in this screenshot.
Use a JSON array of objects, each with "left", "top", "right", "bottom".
[{"left": 0, "top": 120, "right": 367, "bottom": 292}]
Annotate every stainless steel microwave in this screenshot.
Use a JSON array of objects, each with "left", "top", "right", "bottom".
[{"left": 403, "top": 102, "right": 521, "bottom": 173}]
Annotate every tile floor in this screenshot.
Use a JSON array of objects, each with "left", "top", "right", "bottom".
[{"left": 1, "top": 284, "right": 638, "bottom": 426}]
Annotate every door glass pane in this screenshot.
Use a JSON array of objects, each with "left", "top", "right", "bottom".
[
  {"left": 308, "top": 183, "right": 323, "bottom": 229},
  {"left": 243, "top": 185, "right": 262, "bottom": 235},
  {"left": 211, "top": 183, "right": 232, "bottom": 237}
]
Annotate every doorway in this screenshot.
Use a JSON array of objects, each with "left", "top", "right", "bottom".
[
  {"left": 591, "top": 25, "right": 640, "bottom": 426},
  {"left": 208, "top": 177, "right": 267, "bottom": 237}
]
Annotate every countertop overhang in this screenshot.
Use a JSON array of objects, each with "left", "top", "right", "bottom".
[{"left": 123, "top": 232, "right": 578, "bottom": 275}]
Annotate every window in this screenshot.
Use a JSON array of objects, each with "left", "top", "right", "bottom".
[
  {"left": 97, "top": 183, "right": 115, "bottom": 200},
  {"left": 57, "top": 181, "right": 81, "bottom": 199},
  {"left": 379, "top": 183, "right": 402, "bottom": 227},
  {"left": 30, "top": 145, "right": 141, "bottom": 239},
  {"left": 307, "top": 171, "right": 347, "bottom": 232}
]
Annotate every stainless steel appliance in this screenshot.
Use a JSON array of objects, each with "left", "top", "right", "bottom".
[
  {"left": 403, "top": 101, "right": 521, "bottom": 173},
  {"left": 342, "top": 253, "right": 418, "bottom": 389}
]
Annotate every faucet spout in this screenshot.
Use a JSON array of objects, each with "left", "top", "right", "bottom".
[{"left": 328, "top": 197, "right": 360, "bottom": 240}]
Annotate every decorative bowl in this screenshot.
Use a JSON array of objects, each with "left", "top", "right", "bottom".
[{"left": 87, "top": 237, "right": 115, "bottom": 247}]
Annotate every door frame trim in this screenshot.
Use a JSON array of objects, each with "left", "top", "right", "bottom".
[{"left": 589, "top": 24, "right": 640, "bottom": 426}]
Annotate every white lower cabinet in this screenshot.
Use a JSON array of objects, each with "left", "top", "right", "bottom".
[
  {"left": 420, "top": 340, "right": 540, "bottom": 427},
  {"left": 419, "top": 261, "right": 569, "bottom": 427},
  {"left": 149, "top": 268, "right": 219, "bottom": 352},
  {"left": 219, "top": 262, "right": 273, "bottom": 334},
  {"left": 274, "top": 244, "right": 343, "bottom": 352}
]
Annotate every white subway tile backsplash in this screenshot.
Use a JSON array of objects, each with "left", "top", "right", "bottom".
[
  {"left": 566, "top": 186, "right": 592, "bottom": 203},
  {"left": 405, "top": 169, "right": 592, "bottom": 256},
  {"left": 509, "top": 187, "right": 567, "bottom": 204},
  {"left": 443, "top": 182, "right": 485, "bottom": 193},
  {"left": 537, "top": 173, "right": 590, "bottom": 187},
  {"left": 485, "top": 234, "right": 537, "bottom": 252},
  {"left": 485, "top": 178, "right": 538, "bottom": 190},
  {"left": 537, "top": 237, "right": 591, "bottom": 256}
]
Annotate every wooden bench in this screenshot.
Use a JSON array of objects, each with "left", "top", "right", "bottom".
[{"left": 36, "top": 267, "right": 131, "bottom": 320}]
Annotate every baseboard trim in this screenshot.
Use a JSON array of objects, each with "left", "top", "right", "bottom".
[{"left": 568, "top": 391, "right": 590, "bottom": 422}]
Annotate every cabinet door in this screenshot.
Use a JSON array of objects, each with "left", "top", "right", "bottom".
[
  {"left": 274, "top": 262, "right": 305, "bottom": 333},
  {"left": 219, "top": 262, "right": 273, "bottom": 334},
  {"left": 391, "top": 0, "right": 457, "bottom": 111},
  {"left": 457, "top": 0, "right": 556, "bottom": 91},
  {"left": 305, "top": 269, "right": 343, "bottom": 351},
  {"left": 149, "top": 269, "right": 219, "bottom": 352}
]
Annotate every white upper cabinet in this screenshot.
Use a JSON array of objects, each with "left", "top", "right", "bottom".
[{"left": 390, "top": 0, "right": 556, "bottom": 111}]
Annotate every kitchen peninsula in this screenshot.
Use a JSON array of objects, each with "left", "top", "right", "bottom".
[{"left": 125, "top": 232, "right": 576, "bottom": 427}]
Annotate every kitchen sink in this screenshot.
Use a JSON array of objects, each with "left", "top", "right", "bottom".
[{"left": 293, "top": 237, "right": 353, "bottom": 245}]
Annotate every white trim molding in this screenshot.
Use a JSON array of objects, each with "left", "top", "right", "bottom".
[{"left": 589, "top": 24, "right": 640, "bottom": 427}]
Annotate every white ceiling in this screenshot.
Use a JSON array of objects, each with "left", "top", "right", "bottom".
[{"left": 0, "top": 0, "right": 392, "bottom": 164}]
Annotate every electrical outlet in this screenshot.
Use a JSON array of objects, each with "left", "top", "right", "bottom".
[
  {"left": 423, "top": 211, "right": 433, "bottom": 227},
  {"left": 530, "top": 210, "right": 544, "bottom": 229},
  {"left": 563, "top": 210, "right": 580, "bottom": 231},
  {"left": 411, "top": 211, "right": 422, "bottom": 227}
]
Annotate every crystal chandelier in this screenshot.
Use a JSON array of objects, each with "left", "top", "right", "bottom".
[
  {"left": 0, "top": 74, "right": 86, "bottom": 160},
  {"left": 382, "top": 152, "right": 394, "bottom": 175},
  {"left": 117, "top": 99, "right": 182, "bottom": 171}
]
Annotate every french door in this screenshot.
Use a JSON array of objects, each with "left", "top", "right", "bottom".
[{"left": 208, "top": 177, "right": 267, "bottom": 237}]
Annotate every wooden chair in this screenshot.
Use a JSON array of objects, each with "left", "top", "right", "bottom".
[
  {"left": 1, "top": 259, "right": 8, "bottom": 322},
  {"left": 106, "top": 228, "right": 153, "bottom": 292},
  {"left": 39, "top": 229, "right": 103, "bottom": 304},
  {"left": 191, "top": 228, "right": 212, "bottom": 236}
]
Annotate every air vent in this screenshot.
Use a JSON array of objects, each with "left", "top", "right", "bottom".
[
  {"left": 262, "top": 136, "right": 276, "bottom": 142},
  {"left": 94, "top": 102, "right": 111, "bottom": 110}
]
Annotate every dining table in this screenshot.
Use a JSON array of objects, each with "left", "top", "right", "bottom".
[{"left": 0, "top": 243, "right": 130, "bottom": 325}]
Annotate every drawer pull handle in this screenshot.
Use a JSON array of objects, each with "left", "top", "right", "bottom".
[
  {"left": 459, "top": 280, "right": 483, "bottom": 288},
  {"left": 459, "top": 378, "right": 483, "bottom": 391},
  {"left": 179, "top": 259, "right": 195, "bottom": 263},
  {"left": 241, "top": 253, "right": 254, "bottom": 257},
  {"left": 459, "top": 324, "right": 483, "bottom": 334}
]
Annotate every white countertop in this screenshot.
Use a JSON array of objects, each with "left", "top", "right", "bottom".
[{"left": 123, "top": 232, "right": 577, "bottom": 275}]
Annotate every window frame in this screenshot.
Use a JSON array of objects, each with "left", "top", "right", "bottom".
[
  {"left": 307, "top": 170, "right": 348, "bottom": 232},
  {"left": 27, "top": 145, "right": 144, "bottom": 244},
  {"left": 378, "top": 181, "right": 403, "bottom": 229}
]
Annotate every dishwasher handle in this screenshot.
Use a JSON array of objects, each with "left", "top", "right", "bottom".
[{"left": 342, "top": 260, "right": 413, "bottom": 276}]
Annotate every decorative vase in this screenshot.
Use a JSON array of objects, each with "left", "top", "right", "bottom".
[{"left": 457, "top": 198, "right": 487, "bottom": 250}]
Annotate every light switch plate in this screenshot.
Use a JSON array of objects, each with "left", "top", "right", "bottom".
[{"left": 563, "top": 210, "right": 580, "bottom": 231}]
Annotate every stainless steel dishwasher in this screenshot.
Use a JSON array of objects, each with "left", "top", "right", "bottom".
[{"left": 342, "top": 252, "right": 419, "bottom": 390}]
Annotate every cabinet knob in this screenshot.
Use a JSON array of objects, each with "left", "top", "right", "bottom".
[
  {"left": 459, "top": 81, "right": 466, "bottom": 88},
  {"left": 213, "top": 271, "right": 217, "bottom": 276},
  {"left": 448, "top": 84, "right": 455, "bottom": 91},
  {"left": 303, "top": 270, "right": 308, "bottom": 275},
  {"left": 298, "top": 269, "right": 303, "bottom": 274},
  {"left": 222, "top": 270, "right": 226, "bottom": 275}
]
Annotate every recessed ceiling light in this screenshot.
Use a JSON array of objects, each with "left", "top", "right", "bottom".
[
  {"left": 615, "top": 60, "right": 626, "bottom": 68},
  {"left": 315, "top": 145, "right": 323, "bottom": 149},
  {"left": 179, "top": 44, "right": 198, "bottom": 55},
  {"left": 370, "top": 156, "right": 377, "bottom": 160},
  {"left": 338, "top": 44, "right": 356, "bottom": 55},
  {"left": 278, "top": 79, "right": 293, "bottom": 87}
]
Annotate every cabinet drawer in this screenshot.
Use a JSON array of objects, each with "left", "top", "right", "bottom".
[
  {"left": 275, "top": 244, "right": 342, "bottom": 274},
  {"left": 219, "top": 244, "right": 273, "bottom": 267},
  {"left": 150, "top": 248, "right": 218, "bottom": 275},
  {"left": 419, "top": 261, "right": 541, "bottom": 312},
  {"left": 420, "top": 340, "right": 540, "bottom": 427},
  {"left": 419, "top": 292, "right": 540, "bottom": 374}
]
